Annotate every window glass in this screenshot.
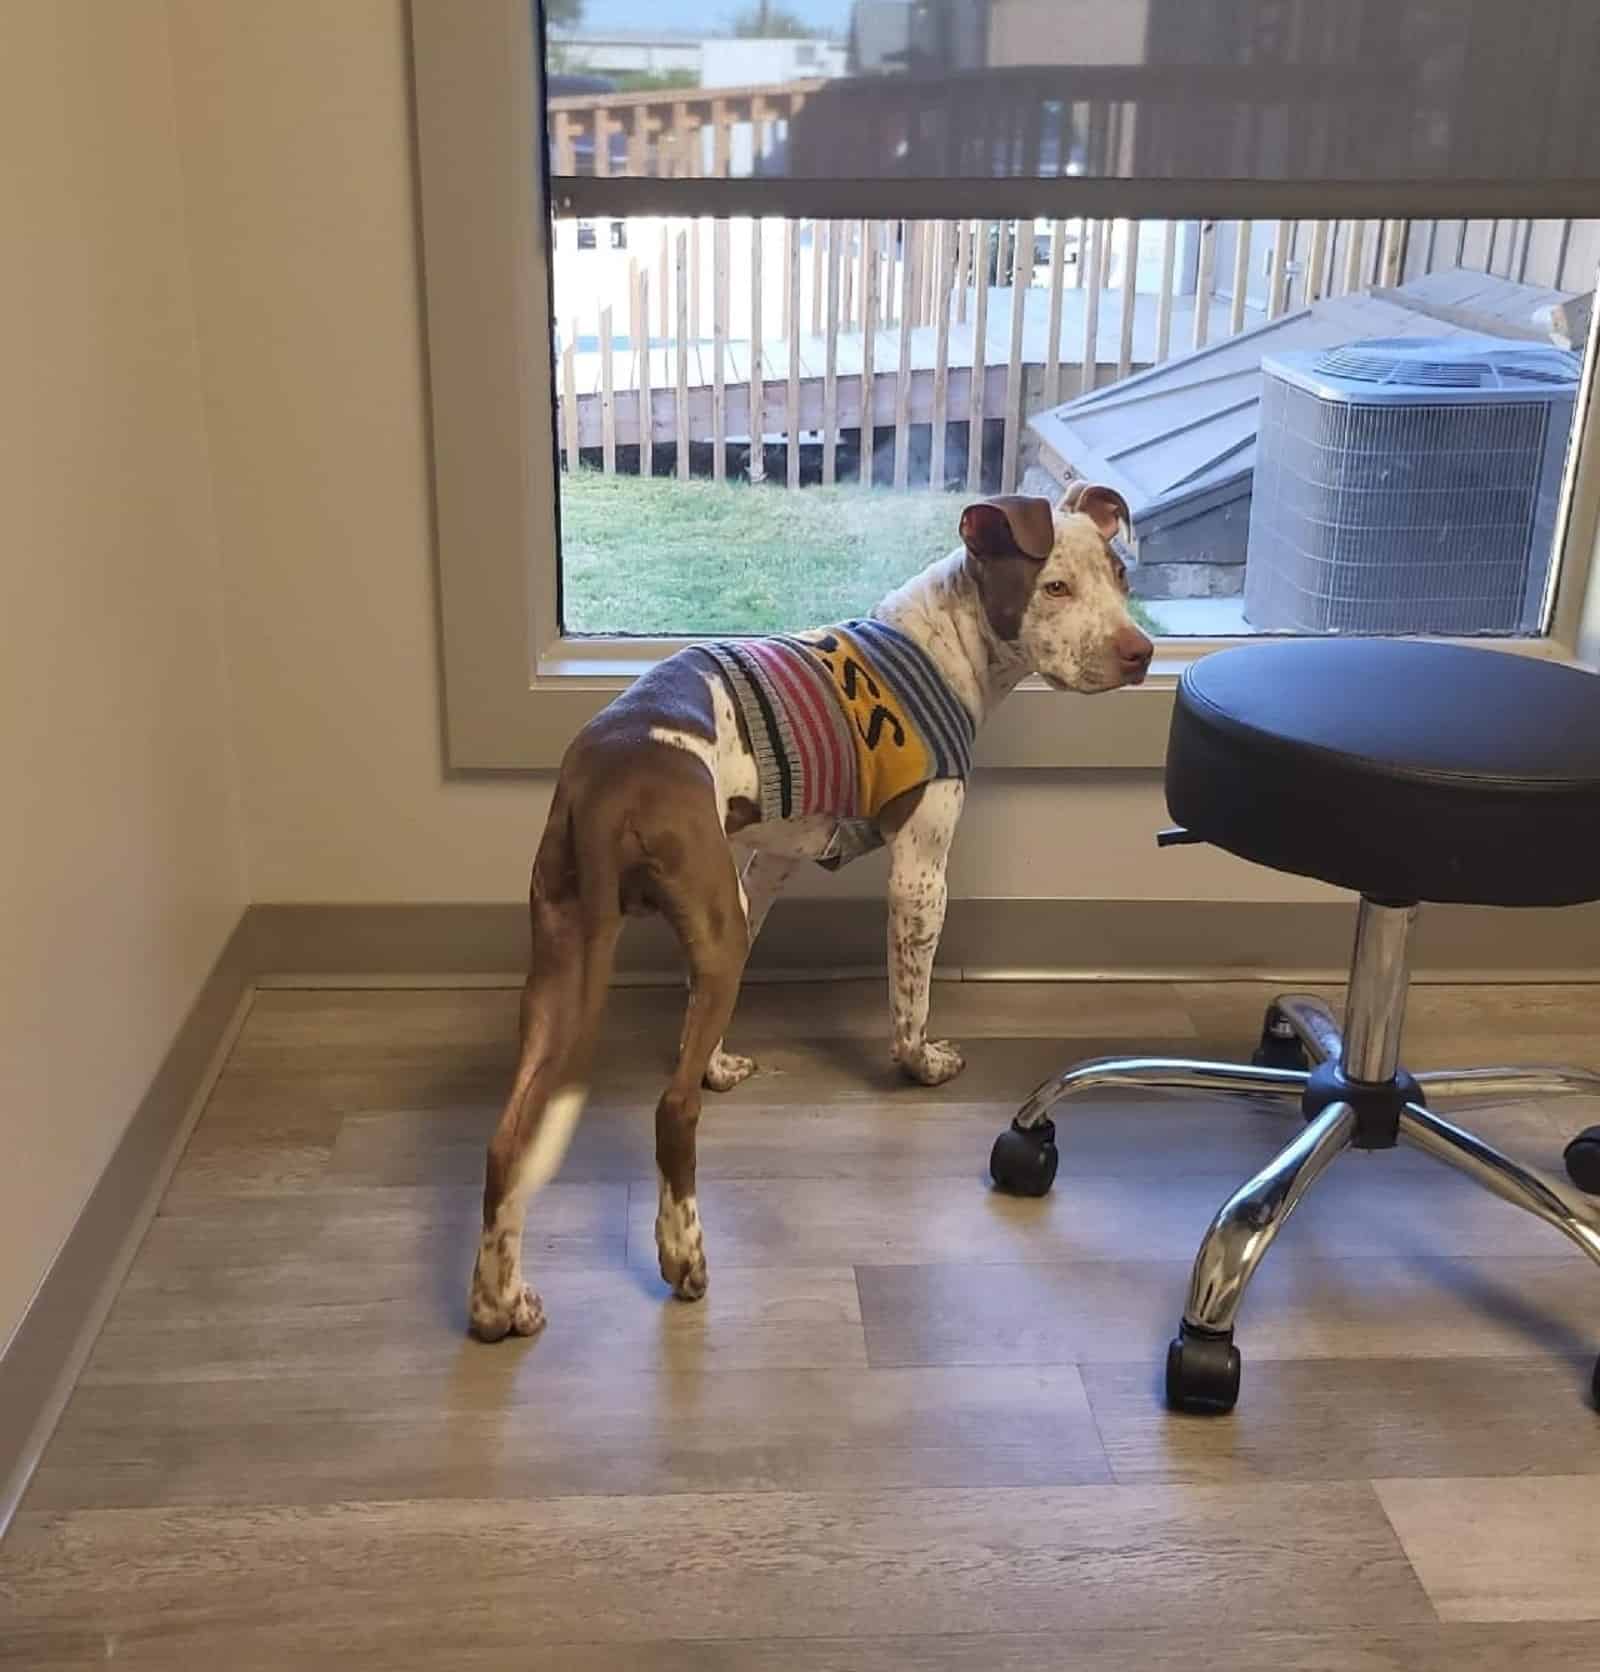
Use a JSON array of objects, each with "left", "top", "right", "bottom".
[{"left": 542, "top": 5, "right": 1599, "bottom": 639}]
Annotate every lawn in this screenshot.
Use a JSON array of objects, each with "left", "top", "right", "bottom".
[{"left": 560, "top": 471, "right": 1161, "bottom": 637}]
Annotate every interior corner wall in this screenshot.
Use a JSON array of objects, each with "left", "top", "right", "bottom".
[{"left": 1, "top": 5, "right": 247, "bottom": 1350}]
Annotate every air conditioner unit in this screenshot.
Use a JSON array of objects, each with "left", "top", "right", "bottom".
[{"left": 1245, "top": 336, "right": 1581, "bottom": 635}]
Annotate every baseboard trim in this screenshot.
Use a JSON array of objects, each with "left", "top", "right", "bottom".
[
  {"left": 249, "top": 897, "right": 1600, "bottom": 985},
  {"left": 0, "top": 916, "right": 256, "bottom": 1536}
]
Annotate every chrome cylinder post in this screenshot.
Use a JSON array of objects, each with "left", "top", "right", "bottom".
[{"left": 1341, "top": 898, "right": 1417, "bottom": 1084}]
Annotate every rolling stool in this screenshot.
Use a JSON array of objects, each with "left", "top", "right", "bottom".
[{"left": 990, "top": 639, "right": 1600, "bottom": 1414}]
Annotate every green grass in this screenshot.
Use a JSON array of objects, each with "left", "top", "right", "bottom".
[{"left": 560, "top": 471, "right": 1162, "bottom": 637}]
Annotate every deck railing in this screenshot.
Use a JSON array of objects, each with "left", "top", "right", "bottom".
[
  {"left": 549, "top": 85, "right": 1598, "bottom": 493},
  {"left": 547, "top": 79, "right": 823, "bottom": 179}
]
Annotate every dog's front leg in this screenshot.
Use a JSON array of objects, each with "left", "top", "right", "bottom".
[{"left": 885, "top": 780, "right": 965, "bottom": 1086}]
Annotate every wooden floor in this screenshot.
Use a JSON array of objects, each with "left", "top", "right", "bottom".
[{"left": 5, "top": 979, "right": 1600, "bottom": 1668}]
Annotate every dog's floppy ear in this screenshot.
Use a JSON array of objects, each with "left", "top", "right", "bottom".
[
  {"left": 960, "top": 496, "right": 1054, "bottom": 643},
  {"left": 959, "top": 494, "right": 1055, "bottom": 562},
  {"left": 1060, "top": 479, "right": 1132, "bottom": 541}
]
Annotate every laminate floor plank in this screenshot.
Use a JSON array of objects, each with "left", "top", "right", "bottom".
[
  {"left": 859, "top": 1255, "right": 1600, "bottom": 1368},
  {"left": 28, "top": 1364, "right": 1110, "bottom": 1512},
  {"left": 0, "top": 1483, "right": 1432, "bottom": 1651},
  {"left": 81, "top": 1264, "right": 868, "bottom": 1386},
  {"left": 625, "top": 1155, "right": 1586, "bottom": 1274},
  {"left": 1374, "top": 1475, "right": 1600, "bottom": 1622},
  {"left": 1084, "top": 1355, "right": 1600, "bottom": 1485},
  {"left": 9, "top": 1624, "right": 1598, "bottom": 1672}
]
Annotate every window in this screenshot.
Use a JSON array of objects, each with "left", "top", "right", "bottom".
[{"left": 411, "top": 0, "right": 1600, "bottom": 769}]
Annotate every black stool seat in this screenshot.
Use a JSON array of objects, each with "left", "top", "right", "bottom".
[{"left": 1167, "top": 639, "right": 1600, "bottom": 907}]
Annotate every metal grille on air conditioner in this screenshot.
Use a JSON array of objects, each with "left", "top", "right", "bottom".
[{"left": 1245, "top": 337, "right": 1580, "bottom": 636}]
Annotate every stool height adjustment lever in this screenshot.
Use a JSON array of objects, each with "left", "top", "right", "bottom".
[{"left": 1157, "top": 827, "right": 1204, "bottom": 848}]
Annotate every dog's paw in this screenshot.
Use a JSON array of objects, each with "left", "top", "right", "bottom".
[
  {"left": 663, "top": 1252, "right": 709, "bottom": 1301},
  {"left": 896, "top": 1038, "right": 967, "bottom": 1086},
  {"left": 657, "top": 1238, "right": 709, "bottom": 1301},
  {"left": 656, "top": 1190, "right": 709, "bottom": 1301},
  {"left": 468, "top": 1282, "right": 547, "bottom": 1343},
  {"left": 703, "top": 1046, "right": 757, "bottom": 1092},
  {"left": 468, "top": 1234, "right": 547, "bottom": 1342}
]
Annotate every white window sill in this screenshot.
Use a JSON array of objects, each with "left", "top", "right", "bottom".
[{"left": 495, "top": 631, "right": 1584, "bottom": 775}]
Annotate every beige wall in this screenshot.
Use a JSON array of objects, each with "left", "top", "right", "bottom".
[
  {"left": 1, "top": 7, "right": 246, "bottom": 1346},
  {"left": 172, "top": 0, "right": 1327, "bottom": 910}
]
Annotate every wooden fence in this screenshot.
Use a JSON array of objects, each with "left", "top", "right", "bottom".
[
  {"left": 547, "top": 89, "right": 1600, "bottom": 491},
  {"left": 547, "top": 79, "right": 823, "bottom": 179},
  {"left": 555, "top": 207, "right": 1599, "bottom": 496}
]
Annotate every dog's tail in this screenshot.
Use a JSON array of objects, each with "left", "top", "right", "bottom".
[{"left": 504, "top": 1080, "right": 587, "bottom": 1205}]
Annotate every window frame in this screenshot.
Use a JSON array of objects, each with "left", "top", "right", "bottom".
[{"left": 411, "top": 0, "right": 1600, "bottom": 772}]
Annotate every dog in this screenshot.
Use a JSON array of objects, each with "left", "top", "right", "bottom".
[{"left": 469, "top": 481, "right": 1153, "bottom": 1340}]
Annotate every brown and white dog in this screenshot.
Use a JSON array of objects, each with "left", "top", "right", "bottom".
[{"left": 469, "top": 483, "right": 1152, "bottom": 1340}]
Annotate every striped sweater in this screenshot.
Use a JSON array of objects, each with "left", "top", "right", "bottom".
[{"left": 694, "top": 618, "right": 975, "bottom": 869}]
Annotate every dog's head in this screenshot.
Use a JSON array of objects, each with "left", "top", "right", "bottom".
[{"left": 958, "top": 483, "right": 1153, "bottom": 693}]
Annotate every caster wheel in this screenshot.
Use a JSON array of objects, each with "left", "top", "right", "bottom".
[
  {"left": 990, "top": 1117, "right": 1058, "bottom": 1197},
  {"left": 1165, "top": 1325, "right": 1241, "bottom": 1415},
  {"left": 1564, "top": 1126, "right": 1600, "bottom": 1195},
  {"left": 1251, "top": 1007, "right": 1309, "bottom": 1073}
]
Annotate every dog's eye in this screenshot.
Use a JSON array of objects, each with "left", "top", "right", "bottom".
[{"left": 1043, "top": 580, "right": 1072, "bottom": 598}]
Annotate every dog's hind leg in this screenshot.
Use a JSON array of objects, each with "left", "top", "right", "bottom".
[
  {"left": 470, "top": 832, "right": 623, "bottom": 1340},
  {"left": 703, "top": 849, "right": 797, "bottom": 1092},
  {"left": 654, "top": 843, "right": 750, "bottom": 1299},
  {"left": 468, "top": 895, "right": 587, "bottom": 1341}
]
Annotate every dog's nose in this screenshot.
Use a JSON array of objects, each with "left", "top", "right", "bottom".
[{"left": 1115, "top": 626, "right": 1154, "bottom": 681}]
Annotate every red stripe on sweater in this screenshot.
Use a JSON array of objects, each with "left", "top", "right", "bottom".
[
  {"left": 748, "top": 640, "right": 850, "bottom": 817},
  {"left": 771, "top": 640, "right": 853, "bottom": 816},
  {"left": 799, "top": 647, "right": 855, "bottom": 816},
  {"left": 744, "top": 641, "right": 826, "bottom": 816},
  {"left": 793, "top": 644, "right": 857, "bottom": 817}
]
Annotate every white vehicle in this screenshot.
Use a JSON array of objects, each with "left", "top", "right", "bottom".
[{"left": 1026, "top": 217, "right": 1081, "bottom": 283}]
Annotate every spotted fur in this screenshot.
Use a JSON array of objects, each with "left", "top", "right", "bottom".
[
  {"left": 654, "top": 1172, "right": 707, "bottom": 1299},
  {"left": 468, "top": 1083, "right": 586, "bottom": 1340}
]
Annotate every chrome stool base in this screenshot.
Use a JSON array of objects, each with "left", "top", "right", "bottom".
[{"left": 993, "top": 898, "right": 1600, "bottom": 1415}]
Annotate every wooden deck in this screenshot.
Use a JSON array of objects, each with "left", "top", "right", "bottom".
[
  {"left": 567, "top": 284, "right": 1268, "bottom": 450},
  {"left": 554, "top": 207, "right": 1597, "bottom": 495},
  {"left": 569, "top": 286, "right": 1266, "bottom": 398}
]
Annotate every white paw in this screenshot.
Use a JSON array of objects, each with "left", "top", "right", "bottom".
[
  {"left": 655, "top": 1187, "right": 709, "bottom": 1301},
  {"left": 703, "top": 1047, "right": 757, "bottom": 1092},
  {"left": 468, "top": 1234, "right": 547, "bottom": 1342},
  {"left": 469, "top": 1280, "right": 546, "bottom": 1342},
  {"left": 665, "top": 1254, "right": 708, "bottom": 1301},
  {"left": 895, "top": 1038, "right": 967, "bottom": 1086}
]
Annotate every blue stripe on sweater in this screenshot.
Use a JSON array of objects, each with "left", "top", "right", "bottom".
[
  {"left": 851, "top": 620, "right": 974, "bottom": 765},
  {"left": 846, "top": 619, "right": 974, "bottom": 779}
]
